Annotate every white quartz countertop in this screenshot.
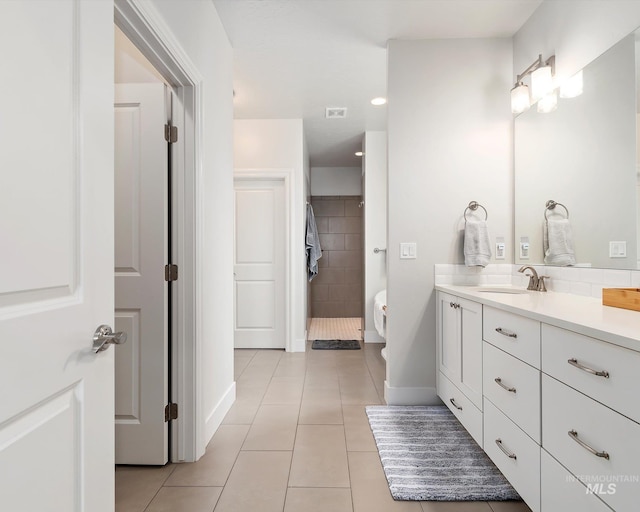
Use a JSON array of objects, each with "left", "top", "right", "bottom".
[{"left": 435, "top": 284, "right": 640, "bottom": 353}]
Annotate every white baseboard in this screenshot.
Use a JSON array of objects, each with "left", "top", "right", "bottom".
[
  {"left": 384, "top": 381, "right": 441, "bottom": 405},
  {"left": 204, "top": 381, "right": 236, "bottom": 448},
  {"left": 364, "top": 329, "right": 385, "bottom": 343},
  {"left": 290, "top": 337, "right": 307, "bottom": 352}
]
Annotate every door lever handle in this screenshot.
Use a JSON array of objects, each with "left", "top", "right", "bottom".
[{"left": 93, "top": 324, "right": 127, "bottom": 353}]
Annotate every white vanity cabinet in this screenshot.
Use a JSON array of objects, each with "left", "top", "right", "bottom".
[
  {"left": 483, "top": 306, "right": 541, "bottom": 367},
  {"left": 483, "top": 341, "right": 541, "bottom": 443},
  {"left": 482, "top": 306, "right": 542, "bottom": 512},
  {"left": 541, "top": 324, "right": 640, "bottom": 512},
  {"left": 435, "top": 284, "right": 640, "bottom": 512},
  {"left": 436, "top": 292, "right": 483, "bottom": 445}
]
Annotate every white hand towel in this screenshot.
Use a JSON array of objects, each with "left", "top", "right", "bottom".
[
  {"left": 543, "top": 218, "right": 576, "bottom": 266},
  {"left": 464, "top": 220, "right": 491, "bottom": 267}
]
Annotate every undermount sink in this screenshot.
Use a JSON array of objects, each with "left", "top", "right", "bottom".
[{"left": 474, "top": 287, "right": 530, "bottom": 295}]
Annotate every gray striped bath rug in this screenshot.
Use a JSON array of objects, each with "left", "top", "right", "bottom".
[{"left": 365, "top": 405, "right": 521, "bottom": 501}]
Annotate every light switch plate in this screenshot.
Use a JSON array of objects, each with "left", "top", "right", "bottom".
[
  {"left": 400, "top": 242, "right": 417, "bottom": 259},
  {"left": 609, "top": 241, "right": 627, "bottom": 258}
]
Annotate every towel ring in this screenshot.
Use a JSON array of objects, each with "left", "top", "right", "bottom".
[
  {"left": 544, "top": 200, "right": 569, "bottom": 220},
  {"left": 464, "top": 201, "right": 488, "bottom": 223}
]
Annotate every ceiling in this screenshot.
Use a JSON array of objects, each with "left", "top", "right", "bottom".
[{"left": 213, "top": 0, "right": 543, "bottom": 168}]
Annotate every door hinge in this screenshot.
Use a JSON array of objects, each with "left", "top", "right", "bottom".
[
  {"left": 165, "top": 264, "right": 178, "bottom": 282},
  {"left": 164, "top": 123, "right": 178, "bottom": 143},
  {"left": 165, "top": 403, "right": 178, "bottom": 422}
]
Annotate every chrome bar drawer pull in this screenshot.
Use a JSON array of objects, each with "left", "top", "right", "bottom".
[
  {"left": 495, "top": 439, "right": 517, "bottom": 460},
  {"left": 449, "top": 398, "right": 463, "bottom": 410},
  {"left": 494, "top": 377, "right": 517, "bottom": 393},
  {"left": 567, "top": 358, "right": 609, "bottom": 378},
  {"left": 568, "top": 430, "right": 610, "bottom": 460},
  {"left": 495, "top": 327, "right": 517, "bottom": 338}
]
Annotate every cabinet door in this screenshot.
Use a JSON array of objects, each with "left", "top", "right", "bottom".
[
  {"left": 437, "top": 292, "right": 460, "bottom": 385},
  {"left": 459, "top": 297, "right": 483, "bottom": 409}
]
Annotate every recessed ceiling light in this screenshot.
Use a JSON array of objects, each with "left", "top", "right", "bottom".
[
  {"left": 371, "top": 97, "right": 387, "bottom": 106},
  {"left": 355, "top": 151, "right": 364, "bottom": 157}
]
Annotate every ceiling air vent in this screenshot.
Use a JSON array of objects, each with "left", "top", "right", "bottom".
[{"left": 325, "top": 107, "right": 347, "bottom": 119}]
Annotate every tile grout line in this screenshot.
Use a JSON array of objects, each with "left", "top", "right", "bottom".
[{"left": 212, "top": 349, "right": 272, "bottom": 512}]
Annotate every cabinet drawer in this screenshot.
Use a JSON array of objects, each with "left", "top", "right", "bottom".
[
  {"left": 483, "top": 307, "right": 540, "bottom": 368},
  {"left": 483, "top": 398, "right": 541, "bottom": 512},
  {"left": 542, "top": 375, "right": 640, "bottom": 512},
  {"left": 541, "top": 450, "right": 612, "bottom": 512},
  {"left": 483, "top": 342, "right": 540, "bottom": 443},
  {"left": 542, "top": 323, "right": 640, "bottom": 424},
  {"left": 438, "top": 371, "right": 483, "bottom": 447}
]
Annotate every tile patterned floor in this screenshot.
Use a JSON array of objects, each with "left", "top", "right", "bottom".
[
  {"left": 115, "top": 345, "right": 531, "bottom": 512},
  {"left": 307, "top": 317, "right": 362, "bottom": 341}
]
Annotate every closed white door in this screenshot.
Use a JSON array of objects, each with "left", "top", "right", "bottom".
[
  {"left": 234, "top": 179, "right": 286, "bottom": 349},
  {"left": 0, "top": 1, "right": 114, "bottom": 510},
  {"left": 114, "top": 83, "right": 169, "bottom": 464}
]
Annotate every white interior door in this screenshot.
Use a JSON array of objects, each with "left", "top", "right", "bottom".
[
  {"left": 234, "top": 179, "right": 286, "bottom": 349},
  {"left": 114, "top": 83, "right": 169, "bottom": 465},
  {"left": 0, "top": 1, "right": 114, "bottom": 510}
]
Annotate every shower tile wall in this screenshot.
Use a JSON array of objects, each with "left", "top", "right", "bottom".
[{"left": 311, "top": 196, "right": 363, "bottom": 317}]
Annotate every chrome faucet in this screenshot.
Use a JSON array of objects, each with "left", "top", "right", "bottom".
[{"left": 518, "top": 266, "right": 548, "bottom": 291}]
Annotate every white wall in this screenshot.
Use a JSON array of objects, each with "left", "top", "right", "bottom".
[
  {"left": 148, "top": 0, "right": 235, "bottom": 453},
  {"left": 234, "top": 119, "right": 308, "bottom": 352},
  {"left": 363, "top": 132, "right": 387, "bottom": 343},
  {"left": 310, "top": 167, "right": 362, "bottom": 196},
  {"left": 386, "top": 38, "right": 513, "bottom": 405},
  {"left": 114, "top": 25, "right": 165, "bottom": 84},
  {"left": 514, "top": 1, "right": 640, "bottom": 84}
]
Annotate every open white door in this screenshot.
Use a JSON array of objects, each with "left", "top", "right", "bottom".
[
  {"left": 114, "top": 83, "right": 170, "bottom": 465},
  {"left": 234, "top": 179, "right": 286, "bottom": 349},
  {"left": 0, "top": 1, "right": 115, "bottom": 511}
]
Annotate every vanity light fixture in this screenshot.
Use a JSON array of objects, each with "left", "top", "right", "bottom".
[
  {"left": 559, "top": 70, "right": 584, "bottom": 98},
  {"left": 355, "top": 151, "right": 364, "bottom": 157},
  {"left": 511, "top": 54, "right": 556, "bottom": 114},
  {"left": 371, "top": 97, "right": 387, "bottom": 106},
  {"left": 510, "top": 82, "right": 531, "bottom": 114},
  {"left": 537, "top": 91, "right": 558, "bottom": 113},
  {"left": 531, "top": 61, "right": 554, "bottom": 101}
]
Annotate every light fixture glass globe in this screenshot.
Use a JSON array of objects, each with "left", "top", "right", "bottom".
[
  {"left": 510, "top": 83, "right": 530, "bottom": 114},
  {"left": 531, "top": 65, "right": 553, "bottom": 101},
  {"left": 537, "top": 91, "right": 558, "bottom": 113},
  {"left": 560, "top": 70, "right": 583, "bottom": 98}
]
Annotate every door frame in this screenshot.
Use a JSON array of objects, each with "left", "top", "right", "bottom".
[
  {"left": 114, "top": 0, "right": 202, "bottom": 462},
  {"left": 234, "top": 169, "right": 294, "bottom": 352}
]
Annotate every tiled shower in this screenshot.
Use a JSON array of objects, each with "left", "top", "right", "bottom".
[{"left": 310, "top": 196, "right": 363, "bottom": 320}]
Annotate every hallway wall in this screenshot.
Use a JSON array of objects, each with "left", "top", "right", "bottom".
[
  {"left": 148, "top": 0, "right": 235, "bottom": 454},
  {"left": 233, "top": 119, "right": 308, "bottom": 352},
  {"left": 386, "top": 37, "right": 513, "bottom": 405},
  {"left": 363, "top": 131, "right": 387, "bottom": 343}
]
